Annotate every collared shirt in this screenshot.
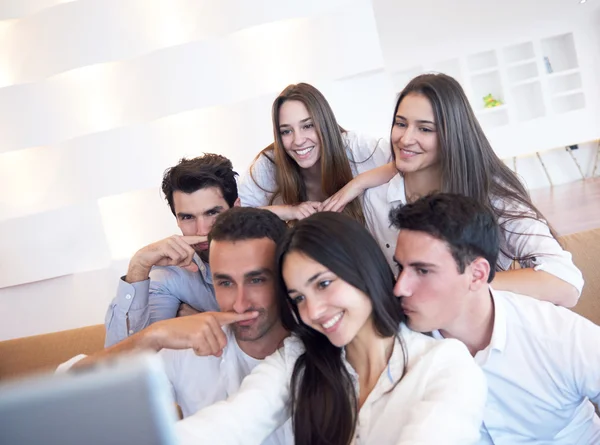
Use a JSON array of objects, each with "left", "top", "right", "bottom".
[
  {"left": 238, "top": 131, "right": 390, "bottom": 207},
  {"left": 362, "top": 173, "right": 584, "bottom": 295},
  {"left": 433, "top": 289, "right": 600, "bottom": 444},
  {"left": 104, "top": 253, "right": 218, "bottom": 347},
  {"left": 176, "top": 324, "right": 487, "bottom": 445}
]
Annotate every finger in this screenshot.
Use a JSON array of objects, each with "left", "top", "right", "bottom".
[
  {"left": 201, "top": 327, "right": 222, "bottom": 356},
  {"left": 322, "top": 197, "right": 338, "bottom": 212},
  {"left": 215, "top": 311, "right": 259, "bottom": 326},
  {"left": 154, "top": 245, "right": 185, "bottom": 266},
  {"left": 180, "top": 235, "right": 208, "bottom": 245},
  {"left": 182, "top": 263, "right": 199, "bottom": 273},
  {"left": 306, "top": 201, "right": 321, "bottom": 209},
  {"left": 166, "top": 239, "right": 188, "bottom": 262}
]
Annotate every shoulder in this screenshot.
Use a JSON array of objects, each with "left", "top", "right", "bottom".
[
  {"left": 497, "top": 290, "right": 589, "bottom": 338},
  {"left": 344, "top": 131, "right": 388, "bottom": 160}
]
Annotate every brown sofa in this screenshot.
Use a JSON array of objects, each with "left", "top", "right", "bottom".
[{"left": 1, "top": 228, "right": 599, "bottom": 382}]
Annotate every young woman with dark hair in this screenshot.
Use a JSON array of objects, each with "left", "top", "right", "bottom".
[
  {"left": 238, "top": 83, "right": 390, "bottom": 224},
  {"left": 177, "top": 212, "right": 485, "bottom": 445},
  {"left": 326, "top": 73, "right": 583, "bottom": 306}
]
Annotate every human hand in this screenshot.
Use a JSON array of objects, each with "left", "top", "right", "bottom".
[
  {"left": 320, "top": 183, "right": 360, "bottom": 213},
  {"left": 126, "top": 235, "right": 206, "bottom": 283},
  {"left": 150, "top": 311, "right": 259, "bottom": 357},
  {"left": 288, "top": 201, "right": 321, "bottom": 220}
]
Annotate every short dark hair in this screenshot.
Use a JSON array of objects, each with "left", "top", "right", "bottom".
[
  {"left": 389, "top": 193, "right": 500, "bottom": 282},
  {"left": 161, "top": 154, "right": 238, "bottom": 216},
  {"left": 209, "top": 207, "right": 287, "bottom": 246}
]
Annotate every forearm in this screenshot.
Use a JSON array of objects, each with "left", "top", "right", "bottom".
[
  {"left": 352, "top": 162, "right": 396, "bottom": 190},
  {"left": 492, "top": 269, "right": 579, "bottom": 307},
  {"left": 73, "top": 328, "right": 160, "bottom": 370},
  {"left": 260, "top": 205, "right": 294, "bottom": 221}
]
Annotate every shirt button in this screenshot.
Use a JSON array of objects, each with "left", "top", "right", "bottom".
[
  {"left": 129, "top": 330, "right": 134, "bottom": 334},
  {"left": 125, "top": 294, "right": 132, "bottom": 300},
  {"left": 385, "top": 244, "right": 390, "bottom": 248}
]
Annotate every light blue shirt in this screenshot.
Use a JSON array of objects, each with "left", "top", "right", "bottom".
[
  {"left": 104, "top": 254, "right": 218, "bottom": 347},
  {"left": 434, "top": 289, "right": 600, "bottom": 444}
]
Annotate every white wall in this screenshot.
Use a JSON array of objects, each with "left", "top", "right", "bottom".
[{"left": 0, "top": 0, "right": 598, "bottom": 340}]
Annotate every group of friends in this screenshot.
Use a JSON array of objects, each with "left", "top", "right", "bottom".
[{"left": 58, "top": 73, "right": 600, "bottom": 445}]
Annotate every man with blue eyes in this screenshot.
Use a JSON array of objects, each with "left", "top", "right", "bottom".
[
  {"left": 62, "top": 207, "right": 292, "bottom": 445},
  {"left": 104, "top": 154, "right": 240, "bottom": 347},
  {"left": 390, "top": 193, "right": 600, "bottom": 445}
]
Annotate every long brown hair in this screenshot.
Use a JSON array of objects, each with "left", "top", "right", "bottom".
[
  {"left": 250, "top": 83, "right": 366, "bottom": 224},
  {"left": 393, "top": 73, "right": 557, "bottom": 266},
  {"left": 277, "top": 212, "right": 407, "bottom": 445}
]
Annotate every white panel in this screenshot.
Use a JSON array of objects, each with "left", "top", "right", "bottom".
[
  {"left": 317, "top": 69, "right": 397, "bottom": 143},
  {"left": 0, "top": 92, "right": 275, "bottom": 222},
  {"left": 0, "top": 202, "right": 112, "bottom": 288},
  {"left": 0, "top": 0, "right": 75, "bottom": 21},
  {"left": 0, "top": 0, "right": 362, "bottom": 86},
  {"left": 0, "top": 264, "right": 126, "bottom": 341},
  {"left": 98, "top": 188, "right": 180, "bottom": 261},
  {"left": 0, "top": 4, "right": 383, "bottom": 153}
]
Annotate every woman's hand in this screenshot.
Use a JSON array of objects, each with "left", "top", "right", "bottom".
[
  {"left": 289, "top": 201, "right": 321, "bottom": 220},
  {"left": 320, "top": 183, "right": 360, "bottom": 213}
]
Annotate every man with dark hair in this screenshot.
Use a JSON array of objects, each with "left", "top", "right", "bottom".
[
  {"left": 61, "top": 207, "right": 292, "bottom": 445},
  {"left": 105, "top": 154, "right": 240, "bottom": 347},
  {"left": 390, "top": 193, "right": 600, "bottom": 444}
]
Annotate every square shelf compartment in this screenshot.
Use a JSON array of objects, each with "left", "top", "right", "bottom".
[
  {"left": 552, "top": 92, "right": 585, "bottom": 114},
  {"left": 503, "top": 42, "right": 535, "bottom": 65},
  {"left": 467, "top": 50, "right": 498, "bottom": 72},
  {"left": 511, "top": 82, "right": 545, "bottom": 121},
  {"left": 541, "top": 33, "right": 579, "bottom": 74},
  {"left": 507, "top": 62, "right": 539, "bottom": 84},
  {"left": 548, "top": 72, "right": 582, "bottom": 95},
  {"left": 476, "top": 107, "right": 510, "bottom": 129},
  {"left": 470, "top": 71, "right": 504, "bottom": 111}
]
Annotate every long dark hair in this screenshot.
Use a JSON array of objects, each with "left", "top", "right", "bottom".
[
  {"left": 276, "top": 212, "right": 407, "bottom": 445},
  {"left": 393, "top": 73, "right": 557, "bottom": 266},
  {"left": 249, "top": 83, "right": 366, "bottom": 224}
]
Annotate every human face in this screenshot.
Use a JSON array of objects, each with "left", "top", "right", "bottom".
[
  {"left": 210, "top": 238, "right": 280, "bottom": 342},
  {"left": 174, "top": 187, "right": 231, "bottom": 261},
  {"left": 391, "top": 93, "right": 440, "bottom": 175},
  {"left": 283, "top": 251, "right": 373, "bottom": 348},
  {"left": 393, "top": 230, "right": 471, "bottom": 333},
  {"left": 278, "top": 100, "right": 321, "bottom": 170}
]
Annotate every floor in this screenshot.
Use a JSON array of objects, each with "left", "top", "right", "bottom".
[{"left": 530, "top": 177, "right": 600, "bottom": 236}]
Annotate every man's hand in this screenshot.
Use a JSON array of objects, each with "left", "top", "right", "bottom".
[
  {"left": 126, "top": 235, "right": 206, "bottom": 283},
  {"left": 149, "top": 311, "right": 259, "bottom": 357},
  {"left": 177, "top": 303, "right": 201, "bottom": 318}
]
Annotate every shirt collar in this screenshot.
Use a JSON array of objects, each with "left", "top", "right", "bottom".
[
  {"left": 386, "top": 173, "right": 406, "bottom": 204},
  {"left": 193, "top": 253, "right": 213, "bottom": 284},
  {"left": 431, "top": 287, "right": 506, "bottom": 355}
]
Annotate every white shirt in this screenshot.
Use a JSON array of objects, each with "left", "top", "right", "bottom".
[
  {"left": 433, "top": 289, "right": 600, "bottom": 444},
  {"left": 57, "top": 328, "right": 293, "bottom": 445},
  {"left": 362, "top": 173, "right": 584, "bottom": 295},
  {"left": 176, "top": 324, "right": 487, "bottom": 445},
  {"left": 238, "top": 131, "right": 390, "bottom": 207}
]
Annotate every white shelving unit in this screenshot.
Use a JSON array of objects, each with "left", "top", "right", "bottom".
[{"left": 386, "top": 31, "right": 593, "bottom": 138}]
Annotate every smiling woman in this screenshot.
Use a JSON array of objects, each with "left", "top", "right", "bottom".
[
  {"left": 238, "top": 83, "right": 390, "bottom": 223},
  {"left": 176, "top": 211, "right": 487, "bottom": 445}
]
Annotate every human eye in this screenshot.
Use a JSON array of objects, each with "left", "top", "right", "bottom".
[
  {"left": 217, "top": 280, "right": 233, "bottom": 287},
  {"left": 416, "top": 268, "right": 429, "bottom": 276},
  {"left": 317, "top": 280, "right": 332, "bottom": 290},
  {"left": 290, "top": 294, "right": 305, "bottom": 305},
  {"left": 419, "top": 127, "right": 434, "bottom": 133},
  {"left": 250, "top": 277, "right": 266, "bottom": 285},
  {"left": 207, "top": 209, "right": 220, "bottom": 216},
  {"left": 280, "top": 129, "right": 291, "bottom": 136},
  {"left": 303, "top": 122, "right": 314, "bottom": 130},
  {"left": 395, "top": 121, "right": 407, "bottom": 128},
  {"left": 180, "top": 214, "right": 194, "bottom": 221}
]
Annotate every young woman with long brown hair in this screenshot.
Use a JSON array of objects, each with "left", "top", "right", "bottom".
[
  {"left": 177, "top": 212, "right": 486, "bottom": 445},
  {"left": 238, "top": 83, "right": 390, "bottom": 224},
  {"left": 329, "top": 73, "right": 583, "bottom": 306}
]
